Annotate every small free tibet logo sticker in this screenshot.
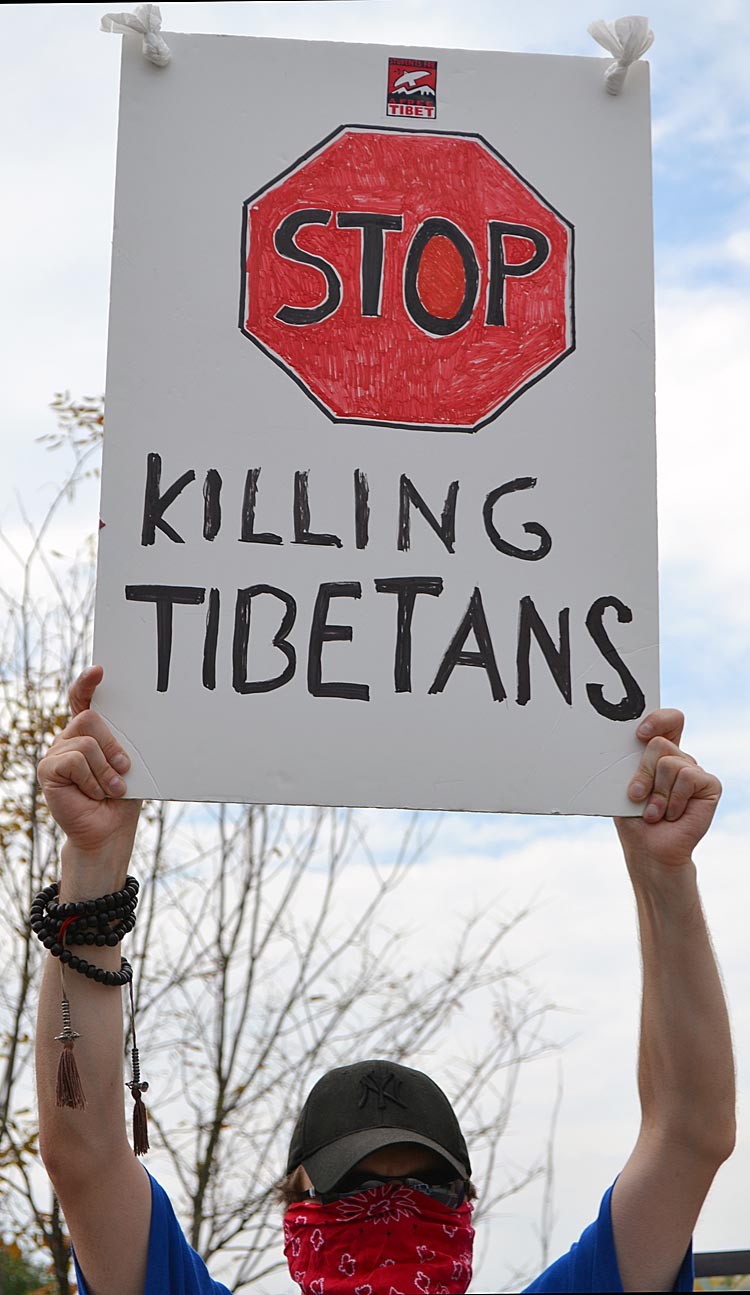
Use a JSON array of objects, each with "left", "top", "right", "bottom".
[{"left": 387, "top": 57, "right": 438, "bottom": 119}]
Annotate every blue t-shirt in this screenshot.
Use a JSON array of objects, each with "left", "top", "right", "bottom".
[{"left": 73, "top": 1173, "right": 693, "bottom": 1294}]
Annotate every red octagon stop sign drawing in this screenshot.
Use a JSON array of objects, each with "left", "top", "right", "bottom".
[{"left": 240, "top": 126, "right": 574, "bottom": 433}]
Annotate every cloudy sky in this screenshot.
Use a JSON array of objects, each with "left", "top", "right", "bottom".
[{"left": 2, "top": 2, "right": 749, "bottom": 1291}]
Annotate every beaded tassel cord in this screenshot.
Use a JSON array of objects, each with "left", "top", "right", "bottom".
[
  {"left": 55, "top": 962, "right": 86, "bottom": 1109},
  {"left": 127, "top": 978, "right": 150, "bottom": 1156}
]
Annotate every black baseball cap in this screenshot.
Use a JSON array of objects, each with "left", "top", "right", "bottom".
[{"left": 286, "top": 1059, "right": 472, "bottom": 1192}]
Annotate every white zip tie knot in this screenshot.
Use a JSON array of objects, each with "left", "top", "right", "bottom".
[
  {"left": 101, "top": 3, "right": 171, "bottom": 68},
  {"left": 588, "top": 16, "right": 654, "bottom": 95}
]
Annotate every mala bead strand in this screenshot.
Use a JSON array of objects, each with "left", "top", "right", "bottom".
[
  {"left": 30, "top": 879, "right": 139, "bottom": 970},
  {"left": 29, "top": 879, "right": 147, "bottom": 1156},
  {"left": 36, "top": 878, "right": 139, "bottom": 948}
]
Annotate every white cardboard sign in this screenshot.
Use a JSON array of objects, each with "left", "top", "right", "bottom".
[{"left": 94, "top": 32, "right": 659, "bottom": 814}]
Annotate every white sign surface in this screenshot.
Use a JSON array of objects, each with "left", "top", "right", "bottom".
[{"left": 94, "top": 32, "right": 659, "bottom": 814}]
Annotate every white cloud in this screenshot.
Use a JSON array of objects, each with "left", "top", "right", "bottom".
[
  {"left": 656, "top": 285, "right": 750, "bottom": 637},
  {"left": 726, "top": 229, "right": 750, "bottom": 266}
]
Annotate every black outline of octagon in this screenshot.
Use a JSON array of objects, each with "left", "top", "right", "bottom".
[{"left": 239, "top": 123, "right": 575, "bottom": 434}]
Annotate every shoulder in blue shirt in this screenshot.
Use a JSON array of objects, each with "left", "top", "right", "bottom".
[
  {"left": 73, "top": 1172, "right": 231, "bottom": 1295},
  {"left": 523, "top": 1182, "right": 694, "bottom": 1293}
]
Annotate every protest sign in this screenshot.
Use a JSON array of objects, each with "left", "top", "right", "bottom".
[{"left": 93, "top": 31, "right": 658, "bottom": 813}]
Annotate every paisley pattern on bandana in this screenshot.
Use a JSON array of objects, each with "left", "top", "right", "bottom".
[
  {"left": 284, "top": 1185, "right": 474, "bottom": 1295},
  {"left": 335, "top": 1185, "right": 421, "bottom": 1225}
]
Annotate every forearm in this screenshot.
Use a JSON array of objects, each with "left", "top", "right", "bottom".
[
  {"left": 628, "top": 852, "right": 735, "bottom": 1158},
  {"left": 36, "top": 842, "right": 133, "bottom": 1177}
]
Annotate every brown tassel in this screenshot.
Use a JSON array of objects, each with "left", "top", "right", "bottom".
[
  {"left": 56, "top": 1039, "right": 86, "bottom": 1109},
  {"left": 54, "top": 990, "right": 86, "bottom": 1109},
  {"left": 130, "top": 1083, "right": 150, "bottom": 1156},
  {"left": 127, "top": 981, "right": 150, "bottom": 1157}
]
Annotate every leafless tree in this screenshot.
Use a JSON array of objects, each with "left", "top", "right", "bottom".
[{"left": 0, "top": 398, "right": 557, "bottom": 1292}]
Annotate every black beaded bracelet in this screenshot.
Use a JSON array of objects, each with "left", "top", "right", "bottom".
[
  {"left": 30, "top": 878, "right": 138, "bottom": 958},
  {"left": 37, "top": 875, "right": 138, "bottom": 919},
  {"left": 30, "top": 874, "right": 149, "bottom": 1156}
]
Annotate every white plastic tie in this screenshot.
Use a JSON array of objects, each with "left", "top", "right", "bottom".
[
  {"left": 101, "top": 3, "right": 171, "bottom": 68},
  {"left": 587, "top": 16, "right": 654, "bottom": 95}
]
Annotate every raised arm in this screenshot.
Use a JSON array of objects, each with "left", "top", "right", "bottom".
[
  {"left": 36, "top": 666, "right": 152, "bottom": 1295},
  {"left": 611, "top": 708, "right": 735, "bottom": 1292}
]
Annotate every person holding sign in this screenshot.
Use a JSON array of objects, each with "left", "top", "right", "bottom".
[{"left": 34, "top": 667, "right": 734, "bottom": 1294}]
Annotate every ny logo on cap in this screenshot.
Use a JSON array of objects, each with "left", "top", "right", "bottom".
[{"left": 358, "top": 1069, "right": 407, "bottom": 1111}]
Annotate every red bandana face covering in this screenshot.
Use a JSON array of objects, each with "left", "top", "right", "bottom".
[{"left": 284, "top": 1184, "right": 474, "bottom": 1295}]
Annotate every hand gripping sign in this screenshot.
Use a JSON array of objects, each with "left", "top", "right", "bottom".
[{"left": 241, "top": 127, "right": 574, "bottom": 432}]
